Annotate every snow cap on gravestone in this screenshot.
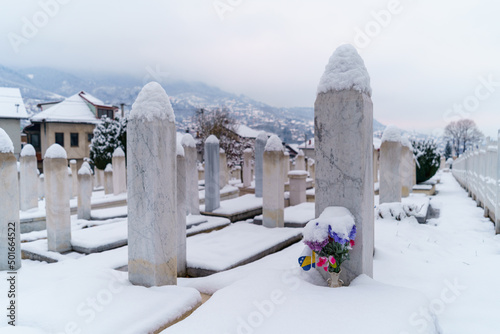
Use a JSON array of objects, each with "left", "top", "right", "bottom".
[
  {"left": 181, "top": 133, "right": 196, "bottom": 148},
  {"left": 113, "top": 147, "right": 125, "bottom": 157},
  {"left": 0, "top": 127, "right": 14, "bottom": 153},
  {"left": 44, "top": 144, "right": 67, "bottom": 159},
  {"left": 317, "top": 44, "right": 371, "bottom": 97},
  {"left": 381, "top": 125, "right": 402, "bottom": 144},
  {"left": 256, "top": 131, "right": 268, "bottom": 142},
  {"left": 130, "top": 82, "right": 175, "bottom": 123},
  {"left": 265, "top": 135, "right": 283, "bottom": 152},
  {"left": 206, "top": 135, "right": 219, "bottom": 144},
  {"left": 20, "top": 144, "right": 36, "bottom": 157}
]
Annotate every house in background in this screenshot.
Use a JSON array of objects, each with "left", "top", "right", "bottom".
[
  {"left": 0, "top": 87, "right": 29, "bottom": 158},
  {"left": 24, "top": 91, "right": 118, "bottom": 170}
]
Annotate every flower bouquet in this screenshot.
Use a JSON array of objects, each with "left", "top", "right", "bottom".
[{"left": 298, "top": 207, "right": 356, "bottom": 287}]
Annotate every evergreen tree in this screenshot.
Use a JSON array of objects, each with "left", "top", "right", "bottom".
[
  {"left": 411, "top": 139, "right": 440, "bottom": 183},
  {"left": 89, "top": 117, "right": 126, "bottom": 170}
]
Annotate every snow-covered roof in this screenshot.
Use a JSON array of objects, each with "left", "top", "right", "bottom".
[
  {"left": 0, "top": 87, "right": 28, "bottom": 119},
  {"left": 233, "top": 124, "right": 261, "bottom": 139},
  {"left": 31, "top": 91, "right": 110, "bottom": 124}
]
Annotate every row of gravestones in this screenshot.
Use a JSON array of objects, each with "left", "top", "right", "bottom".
[
  {"left": 2, "top": 44, "right": 412, "bottom": 287},
  {"left": 16, "top": 145, "right": 127, "bottom": 212}
]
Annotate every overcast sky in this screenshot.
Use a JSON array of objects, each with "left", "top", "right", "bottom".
[{"left": 1, "top": 0, "right": 499, "bottom": 137}]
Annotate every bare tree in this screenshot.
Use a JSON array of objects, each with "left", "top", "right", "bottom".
[
  {"left": 194, "top": 107, "right": 252, "bottom": 168},
  {"left": 444, "top": 119, "right": 483, "bottom": 155}
]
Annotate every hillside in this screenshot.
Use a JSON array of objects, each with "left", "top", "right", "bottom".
[{"left": 0, "top": 65, "right": 386, "bottom": 143}]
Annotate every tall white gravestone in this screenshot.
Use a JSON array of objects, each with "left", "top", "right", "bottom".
[
  {"left": 176, "top": 143, "right": 187, "bottom": 276},
  {"left": 283, "top": 151, "right": 290, "bottom": 185},
  {"left": 255, "top": 131, "right": 267, "bottom": 198},
  {"left": 104, "top": 163, "right": 114, "bottom": 195},
  {"left": 112, "top": 147, "right": 127, "bottom": 195},
  {"left": 242, "top": 148, "right": 253, "bottom": 188},
  {"left": 379, "top": 125, "right": 403, "bottom": 204},
  {"left": 263, "top": 135, "right": 284, "bottom": 228},
  {"left": 400, "top": 137, "right": 414, "bottom": 198},
  {"left": 288, "top": 171, "right": 307, "bottom": 206},
  {"left": 19, "top": 144, "right": 38, "bottom": 211},
  {"left": 70, "top": 160, "right": 78, "bottom": 198},
  {"left": 204, "top": 135, "right": 220, "bottom": 212},
  {"left": 219, "top": 149, "right": 228, "bottom": 189},
  {"left": 314, "top": 44, "right": 374, "bottom": 285},
  {"left": 77, "top": 164, "right": 93, "bottom": 220},
  {"left": 182, "top": 134, "right": 200, "bottom": 215},
  {"left": 127, "top": 82, "right": 177, "bottom": 287},
  {"left": 0, "top": 129, "right": 21, "bottom": 270},
  {"left": 295, "top": 150, "right": 306, "bottom": 171},
  {"left": 44, "top": 144, "right": 71, "bottom": 253}
]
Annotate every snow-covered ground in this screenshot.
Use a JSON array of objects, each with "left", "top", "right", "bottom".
[{"left": 2, "top": 173, "right": 499, "bottom": 333}]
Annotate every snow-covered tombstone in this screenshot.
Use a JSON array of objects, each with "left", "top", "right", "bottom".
[
  {"left": 176, "top": 142, "right": 187, "bottom": 277},
  {"left": 314, "top": 44, "right": 374, "bottom": 285},
  {"left": 0, "top": 128, "right": 21, "bottom": 271},
  {"left": 242, "top": 148, "right": 253, "bottom": 188},
  {"left": 127, "top": 82, "right": 177, "bottom": 287},
  {"left": 255, "top": 131, "right": 267, "bottom": 198},
  {"left": 77, "top": 164, "right": 92, "bottom": 220},
  {"left": 104, "top": 163, "right": 114, "bottom": 195},
  {"left": 263, "top": 135, "right": 284, "bottom": 228},
  {"left": 288, "top": 170, "right": 307, "bottom": 206},
  {"left": 204, "top": 135, "right": 220, "bottom": 212},
  {"left": 283, "top": 151, "right": 290, "bottom": 185},
  {"left": 182, "top": 134, "right": 200, "bottom": 215},
  {"left": 44, "top": 144, "right": 71, "bottom": 253},
  {"left": 219, "top": 148, "right": 228, "bottom": 189},
  {"left": 295, "top": 150, "right": 306, "bottom": 171},
  {"left": 19, "top": 144, "right": 38, "bottom": 211},
  {"left": 69, "top": 160, "right": 78, "bottom": 198},
  {"left": 112, "top": 147, "right": 127, "bottom": 195},
  {"left": 379, "top": 125, "right": 403, "bottom": 204},
  {"left": 400, "top": 136, "right": 414, "bottom": 198}
]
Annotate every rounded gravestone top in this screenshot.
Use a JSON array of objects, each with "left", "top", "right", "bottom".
[
  {"left": 243, "top": 148, "right": 253, "bottom": 154},
  {"left": 44, "top": 144, "right": 67, "bottom": 159},
  {"left": 113, "top": 147, "right": 125, "bottom": 157},
  {"left": 206, "top": 135, "right": 219, "bottom": 145},
  {"left": 317, "top": 44, "right": 371, "bottom": 97},
  {"left": 288, "top": 170, "right": 308, "bottom": 177},
  {"left": 20, "top": 144, "right": 36, "bottom": 157},
  {"left": 381, "top": 125, "right": 402, "bottom": 144},
  {"left": 78, "top": 165, "right": 92, "bottom": 175},
  {"left": 400, "top": 136, "right": 413, "bottom": 150},
  {"left": 130, "top": 82, "right": 175, "bottom": 123},
  {"left": 105, "top": 163, "right": 113, "bottom": 172},
  {"left": 0, "top": 127, "right": 14, "bottom": 154},
  {"left": 265, "top": 135, "right": 283, "bottom": 152},
  {"left": 67, "top": 167, "right": 72, "bottom": 175},
  {"left": 181, "top": 133, "right": 196, "bottom": 148}
]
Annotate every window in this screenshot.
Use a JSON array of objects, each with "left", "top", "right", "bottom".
[
  {"left": 55, "top": 133, "right": 64, "bottom": 147},
  {"left": 31, "top": 134, "right": 40, "bottom": 150},
  {"left": 70, "top": 133, "right": 79, "bottom": 147},
  {"left": 98, "top": 108, "right": 114, "bottom": 119},
  {"left": 88, "top": 133, "right": 93, "bottom": 142}
]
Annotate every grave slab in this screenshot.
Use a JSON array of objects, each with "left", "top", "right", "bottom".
[
  {"left": 253, "top": 202, "right": 315, "bottom": 227},
  {"left": 186, "top": 222, "right": 302, "bottom": 277},
  {"left": 200, "top": 194, "right": 263, "bottom": 222}
]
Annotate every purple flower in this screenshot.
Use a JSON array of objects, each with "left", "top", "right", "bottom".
[
  {"left": 328, "top": 226, "right": 348, "bottom": 244},
  {"left": 349, "top": 225, "right": 357, "bottom": 241},
  {"left": 304, "top": 239, "right": 329, "bottom": 252}
]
